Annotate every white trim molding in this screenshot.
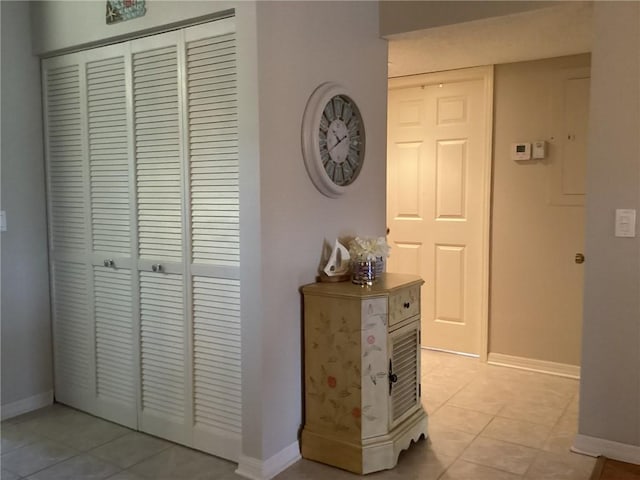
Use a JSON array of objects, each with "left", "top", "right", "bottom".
[
  {"left": 1, "top": 390, "right": 54, "bottom": 421},
  {"left": 236, "top": 442, "right": 301, "bottom": 480},
  {"left": 573, "top": 434, "right": 640, "bottom": 464},
  {"left": 488, "top": 353, "right": 580, "bottom": 379}
]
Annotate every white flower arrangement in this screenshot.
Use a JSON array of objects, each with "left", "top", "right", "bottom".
[{"left": 348, "top": 236, "right": 391, "bottom": 261}]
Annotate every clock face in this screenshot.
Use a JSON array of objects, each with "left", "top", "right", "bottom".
[
  {"left": 302, "top": 83, "right": 366, "bottom": 198},
  {"left": 319, "top": 95, "right": 364, "bottom": 187}
]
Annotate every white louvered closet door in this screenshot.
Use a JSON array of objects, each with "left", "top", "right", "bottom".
[
  {"left": 44, "top": 44, "right": 139, "bottom": 428},
  {"left": 185, "top": 19, "right": 241, "bottom": 461},
  {"left": 44, "top": 16, "right": 241, "bottom": 462},
  {"left": 131, "top": 30, "right": 190, "bottom": 445},
  {"left": 43, "top": 56, "right": 92, "bottom": 410},
  {"left": 85, "top": 44, "right": 138, "bottom": 428}
]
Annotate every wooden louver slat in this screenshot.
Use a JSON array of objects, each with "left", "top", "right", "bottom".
[
  {"left": 140, "top": 271, "right": 185, "bottom": 420},
  {"left": 46, "top": 64, "right": 86, "bottom": 252},
  {"left": 187, "top": 33, "right": 239, "bottom": 267},
  {"left": 133, "top": 45, "right": 183, "bottom": 261},
  {"left": 87, "top": 56, "right": 130, "bottom": 254},
  {"left": 193, "top": 276, "right": 241, "bottom": 434},
  {"left": 94, "top": 266, "right": 135, "bottom": 405},
  {"left": 391, "top": 328, "right": 419, "bottom": 422},
  {"left": 53, "top": 261, "right": 90, "bottom": 391}
]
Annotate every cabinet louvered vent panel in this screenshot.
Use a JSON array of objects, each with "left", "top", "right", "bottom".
[
  {"left": 87, "top": 57, "right": 130, "bottom": 254},
  {"left": 187, "top": 34, "right": 239, "bottom": 266},
  {"left": 391, "top": 328, "right": 419, "bottom": 422},
  {"left": 193, "top": 277, "right": 241, "bottom": 434},
  {"left": 133, "top": 46, "right": 183, "bottom": 261},
  {"left": 53, "top": 261, "right": 90, "bottom": 390},
  {"left": 140, "top": 272, "right": 185, "bottom": 420},
  {"left": 94, "top": 267, "right": 135, "bottom": 404},
  {"left": 45, "top": 65, "right": 85, "bottom": 252}
]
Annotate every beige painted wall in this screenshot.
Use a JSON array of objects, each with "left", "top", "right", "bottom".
[
  {"left": 490, "top": 55, "right": 590, "bottom": 366},
  {"left": 578, "top": 1, "right": 640, "bottom": 448},
  {"left": 255, "top": 1, "right": 387, "bottom": 460},
  {"left": 1, "top": 1, "right": 53, "bottom": 414}
]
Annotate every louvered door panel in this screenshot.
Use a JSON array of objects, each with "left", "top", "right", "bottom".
[
  {"left": 193, "top": 277, "right": 241, "bottom": 435},
  {"left": 139, "top": 271, "right": 186, "bottom": 437},
  {"left": 133, "top": 46, "right": 183, "bottom": 261},
  {"left": 186, "top": 20, "right": 242, "bottom": 461},
  {"left": 94, "top": 267, "right": 135, "bottom": 407},
  {"left": 87, "top": 56, "right": 131, "bottom": 254},
  {"left": 44, "top": 64, "right": 86, "bottom": 253},
  {"left": 52, "top": 261, "right": 90, "bottom": 395},
  {"left": 389, "top": 324, "right": 420, "bottom": 426},
  {"left": 187, "top": 33, "right": 239, "bottom": 266}
]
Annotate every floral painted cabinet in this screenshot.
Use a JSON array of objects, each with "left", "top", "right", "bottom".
[{"left": 300, "top": 273, "right": 428, "bottom": 474}]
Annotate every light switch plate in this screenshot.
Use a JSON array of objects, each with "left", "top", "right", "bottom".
[{"left": 615, "top": 209, "right": 636, "bottom": 237}]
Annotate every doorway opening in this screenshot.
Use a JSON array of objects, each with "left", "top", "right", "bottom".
[{"left": 384, "top": 3, "right": 592, "bottom": 377}]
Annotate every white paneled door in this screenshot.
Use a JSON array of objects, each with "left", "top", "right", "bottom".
[
  {"left": 42, "top": 16, "right": 241, "bottom": 461},
  {"left": 387, "top": 68, "right": 493, "bottom": 356}
]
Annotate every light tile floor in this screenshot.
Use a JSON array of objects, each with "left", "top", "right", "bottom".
[{"left": 0, "top": 350, "right": 595, "bottom": 479}]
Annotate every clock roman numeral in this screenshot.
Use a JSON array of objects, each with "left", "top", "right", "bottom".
[
  {"left": 349, "top": 142, "right": 360, "bottom": 156},
  {"left": 320, "top": 114, "right": 329, "bottom": 131},
  {"left": 333, "top": 164, "right": 344, "bottom": 185},
  {"left": 324, "top": 102, "right": 335, "bottom": 122},
  {"left": 347, "top": 120, "right": 360, "bottom": 137},
  {"left": 333, "top": 96, "right": 345, "bottom": 120},
  {"left": 346, "top": 154, "right": 358, "bottom": 171},
  {"left": 342, "top": 162, "right": 353, "bottom": 183},
  {"left": 326, "top": 160, "right": 336, "bottom": 178}
]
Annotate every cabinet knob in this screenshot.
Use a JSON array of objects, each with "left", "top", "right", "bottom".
[
  {"left": 403, "top": 302, "right": 411, "bottom": 309},
  {"left": 151, "top": 264, "right": 164, "bottom": 273},
  {"left": 103, "top": 259, "right": 115, "bottom": 268}
]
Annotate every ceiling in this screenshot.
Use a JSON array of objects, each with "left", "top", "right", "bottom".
[{"left": 387, "top": 2, "right": 593, "bottom": 78}]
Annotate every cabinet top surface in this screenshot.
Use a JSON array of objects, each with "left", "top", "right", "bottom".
[{"left": 301, "top": 273, "right": 423, "bottom": 298}]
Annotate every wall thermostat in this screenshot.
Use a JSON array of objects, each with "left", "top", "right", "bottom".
[{"left": 511, "top": 142, "right": 531, "bottom": 161}]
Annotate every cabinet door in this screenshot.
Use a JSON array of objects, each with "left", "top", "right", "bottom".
[{"left": 388, "top": 321, "right": 421, "bottom": 429}]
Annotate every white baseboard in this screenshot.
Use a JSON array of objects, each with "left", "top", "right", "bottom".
[
  {"left": 488, "top": 353, "right": 580, "bottom": 379},
  {"left": 1, "top": 390, "right": 53, "bottom": 420},
  {"left": 236, "top": 441, "right": 301, "bottom": 480},
  {"left": 573, "top": 434, "right": 640, "bottom": 464}
]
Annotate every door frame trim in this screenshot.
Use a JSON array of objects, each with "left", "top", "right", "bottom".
[{"left": 388, "top": 65, "right": 494, "bottom": 361}]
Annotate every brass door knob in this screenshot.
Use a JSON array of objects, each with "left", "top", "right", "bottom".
[{"left": 575, "top": 253, "right": 585, "bottom": 264}]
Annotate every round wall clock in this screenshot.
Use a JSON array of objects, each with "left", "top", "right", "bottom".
[{"left": 301, "top": 82, "right": 366, "bottom": 198}]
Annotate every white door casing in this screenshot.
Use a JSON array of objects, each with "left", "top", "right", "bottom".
[{"left": 387, "top": 67, "right": 493, "bottom": 357}]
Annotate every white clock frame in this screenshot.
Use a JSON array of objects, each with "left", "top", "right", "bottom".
[{"left": 301, "top": 82, "right": 365, "bottom": 198}]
